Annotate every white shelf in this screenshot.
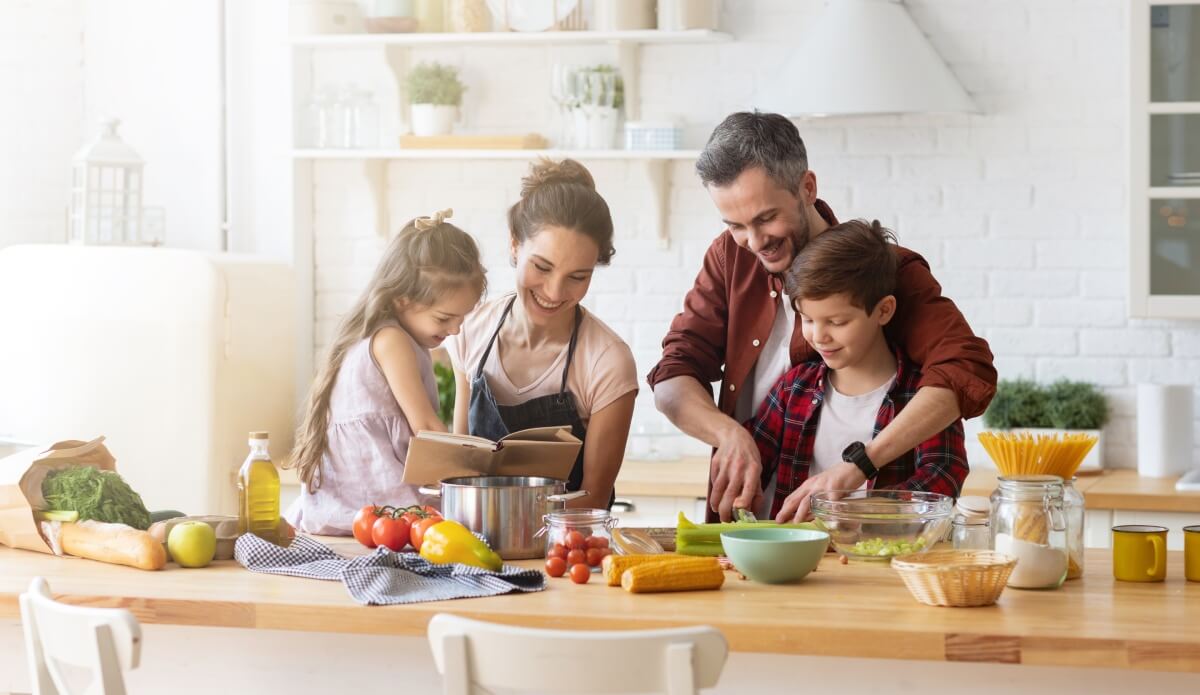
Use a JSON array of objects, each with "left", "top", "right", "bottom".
[
  {"left": 290, "top": 29, "right": 731, "bottom": 48},
  {"left": 291, "top": 148, "right": 700, "bottom": 160}
]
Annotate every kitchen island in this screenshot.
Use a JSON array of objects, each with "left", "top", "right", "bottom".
[{"left": 2, "top": 539, "right": 1199, "bottom": 693}]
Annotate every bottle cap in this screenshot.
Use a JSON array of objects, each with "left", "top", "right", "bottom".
[{"left": 249, "top": 431, "right": 269, "bottom": 440}]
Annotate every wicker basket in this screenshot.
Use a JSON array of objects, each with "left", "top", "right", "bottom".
[{"left": 891, "top": 550, "right": 1017, "bottom": 607}]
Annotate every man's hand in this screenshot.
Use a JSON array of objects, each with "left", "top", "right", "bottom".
[
  {"left": 709, "top": 423, "right": 763, "bottom": 521},
  {"left": 774, "top": 461, "right": 867, "bottom": 523}
]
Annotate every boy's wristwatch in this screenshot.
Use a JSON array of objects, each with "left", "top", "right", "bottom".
[{"left": 842, "top": 441, "right": 878, "bottom": 480}]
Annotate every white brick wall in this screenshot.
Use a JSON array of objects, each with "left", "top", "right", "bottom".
[{"left": 304, "top": 0, "right": 1196, "bottom": 469}]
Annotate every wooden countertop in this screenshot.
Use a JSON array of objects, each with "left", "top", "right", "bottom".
[
  {"left": 618, "top": 461, "right": 1200, "bottom": 513},
  {"left": 1, "top": 541, "right": 1197, "bottom": 672}
]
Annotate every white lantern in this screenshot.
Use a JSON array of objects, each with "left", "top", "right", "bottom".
[{"left": 69, "top": 119, "right": 144, "bottom": 245}]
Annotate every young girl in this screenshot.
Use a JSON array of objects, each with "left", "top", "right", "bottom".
[{"left": 285, "top": 209, "right": 486, "bottom": 535}]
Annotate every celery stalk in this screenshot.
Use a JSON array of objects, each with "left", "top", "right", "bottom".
[{"left": 674, "top": 512, "right": 821, "bottom": 556}]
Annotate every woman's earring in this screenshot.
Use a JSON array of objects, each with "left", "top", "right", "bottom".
[{"left": 509, "top": 253, "right": 517, "bottom": 268}]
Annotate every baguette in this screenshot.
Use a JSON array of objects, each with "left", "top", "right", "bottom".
[{"left": 61, "top": 520, "right": 167, "bottom": 571}]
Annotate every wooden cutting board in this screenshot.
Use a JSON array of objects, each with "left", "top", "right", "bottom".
[{"left": 399, "top": 134, "right": 549, "bottom": 150}]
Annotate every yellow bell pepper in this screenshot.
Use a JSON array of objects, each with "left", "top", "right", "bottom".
[{"left": 418, "top": 520, "right": 503, "bottom": 571}]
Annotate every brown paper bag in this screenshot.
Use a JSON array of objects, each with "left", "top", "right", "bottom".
[{"left": 0, "top": 436, "right": 116, "bottom": 553}]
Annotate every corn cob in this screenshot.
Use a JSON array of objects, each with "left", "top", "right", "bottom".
[
  {"left": 601, "top": 553, "right": 716, "bottom": 587},
  {"left": 620, "top": 556, "right": 725, "bottom": 593}
]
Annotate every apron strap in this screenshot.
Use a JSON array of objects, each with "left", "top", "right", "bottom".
[
  {"left": 474, "top": 295, "right": 517, "bottom": 380},
  {"left": 560, "top": 306, "right": 583, "bottom": 394}
]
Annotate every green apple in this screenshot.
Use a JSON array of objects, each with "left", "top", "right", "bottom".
[{"left": 167, "top": 521, "right": 217, "bottom": 568}]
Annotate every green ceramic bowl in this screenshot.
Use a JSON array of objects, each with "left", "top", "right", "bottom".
[{"left": 720, "top": 528, "right": 830, "bottom": 584}]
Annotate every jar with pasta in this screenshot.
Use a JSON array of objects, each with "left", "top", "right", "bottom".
[
  {"left": 990, "top": 475, "right": 1068, "bottom": 590},
  {"left": 1063, "top": 476, "right": 1085, "bottom": 579}
]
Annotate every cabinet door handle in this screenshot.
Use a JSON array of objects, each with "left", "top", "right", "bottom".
[{"left": 611, "top": 499, "right": 636, "bottom": 513}]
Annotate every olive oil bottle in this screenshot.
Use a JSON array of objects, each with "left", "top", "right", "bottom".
[{"left": 238, "top": 431, "right": 280, "bottom": 544}]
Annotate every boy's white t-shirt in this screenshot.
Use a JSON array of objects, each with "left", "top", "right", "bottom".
[
  {"left": 446, "top": 294, "right": 639, "bottom": 425},
  {"left": 810, "top": 373, "right": 897, "bottom": 490}
]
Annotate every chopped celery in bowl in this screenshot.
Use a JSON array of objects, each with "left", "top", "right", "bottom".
[{"left": 811, "top": 490, "right": 952, "bottom": 561}]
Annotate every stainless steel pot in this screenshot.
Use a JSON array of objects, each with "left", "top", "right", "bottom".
[{"left": 419, "top": 476, "right": 586, "bottom": 559}]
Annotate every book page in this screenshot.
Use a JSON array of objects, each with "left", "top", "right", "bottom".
[{"left": 414, "top": 431, "right": 498, "bottom": 450}]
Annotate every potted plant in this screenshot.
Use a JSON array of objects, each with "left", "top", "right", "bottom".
[
  {"left": 983, "top": 379, "right": 1110, "bottom": 471},
  {"left": 568, "top": 65, "right": 623, "bottom": 149},
  {"left": 405, "top": 62, "right": 465, "bottom": 136}
]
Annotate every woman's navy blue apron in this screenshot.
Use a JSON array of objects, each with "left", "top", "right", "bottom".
[{"left": 468, "top": 295, "right": 612, "bottom": 508}]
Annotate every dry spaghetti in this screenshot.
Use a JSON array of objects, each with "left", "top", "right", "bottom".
[{"left": 977, "top": 431, "right": 1099, "bottom": 480}]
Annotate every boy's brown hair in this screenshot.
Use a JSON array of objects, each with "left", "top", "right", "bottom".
[{"left": 784, "top": 219, "right": 898, "bottom": 313}]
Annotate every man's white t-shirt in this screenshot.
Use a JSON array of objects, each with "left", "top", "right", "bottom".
[{"left": 734, "top": 298, "right": 795, "bottom": 518}]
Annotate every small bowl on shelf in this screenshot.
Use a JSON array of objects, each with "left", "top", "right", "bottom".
[
  {"left": 719, "top": 527, "right": 830, "bottom": 584},
  {"left": 811, "top": 490, "right": 952, "bottom": 561}
]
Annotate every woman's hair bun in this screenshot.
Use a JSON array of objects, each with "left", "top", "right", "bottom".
[{"left": 520, "top": 158, "right": 595, "bottom": 198}]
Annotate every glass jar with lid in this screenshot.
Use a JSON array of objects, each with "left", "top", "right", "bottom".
[
  {"left": 538, "top": 508, "right": 617, "bottom": 571},
  {"left": 1063, "top": 477, "right": 1085, "bottom": 579},
  {"left": 951, "top": 495, "right": 991, "bottom": 550},
  {"left": 990, "top": 475, "right": 1068, "bottom": 589}
]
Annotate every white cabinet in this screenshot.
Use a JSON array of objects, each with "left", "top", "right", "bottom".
[
  {"left": 611, "top": 495, "right": 706, "bottom": 527},
  {"left": 1083, "top": 509, "right": 1194, "bottom": 550},
  {"left": 1130, "top": 2, "right": 1200, "bottom": 317}
]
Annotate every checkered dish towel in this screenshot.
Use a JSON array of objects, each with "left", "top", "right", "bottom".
[{"left": 235, "top": 534, "right": 545, "bottom": 605}]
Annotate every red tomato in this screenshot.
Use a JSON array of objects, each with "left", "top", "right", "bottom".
[
  {"left": 411, "top": 516, "right": 441, "bottom": 552},
  {"left": 352, "top": 506, "right": 380, "bottom": 548},
  {"left": 547, "top": 543, "right": 568, "bottom": 560},
  {"left": 569, "top": 563, "right": 591, "bottom": 584},
  {"left": 585, "top": 547, "right": 605, "bottom": 567},
  {"left": 420, "top": 504, "right": 441, "bottom": 517},
  {"left": 545, "top": 556, "right": 567, "bottom": 577},
  {"left": 565, "top": 530, "right": 586, "bottom": 550},
  {"left": 585, "top": 535, "right": 609, "bottom": 550},
  {"left": 566, "top": 549, "right": 586, "bottom": 566},
  {"left": 400, "top": 511, "right": 423, "bottom": 527},
  {"left": 371, "top": 515, "right": 411, "bottom": 552}
]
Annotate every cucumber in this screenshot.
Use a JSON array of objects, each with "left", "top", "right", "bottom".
[
  {"left": 149, "top": 510, "right": 187, "bottom": 523},
  {"left": 37, "top": 510, "right": 80, "bottom": 522}
]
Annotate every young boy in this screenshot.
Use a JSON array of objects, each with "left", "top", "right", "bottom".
[{"left": 744, "top": 219, "right": 968, "bottom": 523}]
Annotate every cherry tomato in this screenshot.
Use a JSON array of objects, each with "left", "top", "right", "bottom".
[
  {"left": 352, "top": 506, "right": 381, "bottom": 548},
  {"left": 547, "top": 543, "right": 568, "bottom": 560},
  {"left": 565, "top": 530, "right": 586, "bottom": 550},
  {"left": 585, "top": 535, "right": 609, "bottom": 550},
  {"left": 569, "top": 563, "right": 591, "bottom": 584},
  {"left": 371, "top": 515, "right": 411, "bottom": 552},
  {"left": 585, "top": 547, "right": 605, "bottom": 567},
  {"left": 545, "top": 556, "right": 567, "bottom": 577},
  {"left": 566, "top": 549, "right": 586, "bottom": 566},
  {"left": 411, "top": 516, "right": 442, "bottom": 552}
]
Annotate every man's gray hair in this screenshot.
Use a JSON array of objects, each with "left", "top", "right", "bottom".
[{"left": 695, "top": 112, "right": 809, "bottom": 192}]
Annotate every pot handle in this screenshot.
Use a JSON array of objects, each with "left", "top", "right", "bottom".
[
  {"left": 546, "top": 490, "right": 588, "bottom": 503},
  {"left": 418, "top": 486, "right": 442, "bottom": 498}
]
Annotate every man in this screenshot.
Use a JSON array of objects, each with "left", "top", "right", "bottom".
[{"left": 647, "top": 112, "right": 996, "bottom": 522}]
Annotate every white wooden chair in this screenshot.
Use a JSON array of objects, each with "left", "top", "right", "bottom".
[
  {"left": 19, "top": 577, "right": 142, "bottom": 695},
  {"left": 426, "top": 613, "right": 728, "bottom": 695}
]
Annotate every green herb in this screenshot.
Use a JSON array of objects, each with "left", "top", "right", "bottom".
[
  {"left": 983, "top": 379, "right": 1109, "bottom": 430},
  {"left": 434, "top": 361, "right": 455, "bottom": 426},
  {"left": 405, "top": 62, "right": 466, "bottom": 106},
  {"left": 41, "top": 466, "right": 152, "bottom": 530}
]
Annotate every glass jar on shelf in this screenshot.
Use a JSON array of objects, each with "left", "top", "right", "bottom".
[
  {"left": 990, "top": 475, "right": 1068, "bottom": 590},
  {"left": 951, "top": 495, "right": 991, "bottom": 550},
  {"left": 306, "top": 89, "right": 337, "bottom": 148},
  {"left": 538, "top": 508, "right": 617, "bottom": 571},
  {"left": 348, "top": 89, "right": 380, "bottom": 148},
  {"left": 1063, "top": 476, "right": 1085, "bottom": 579}
]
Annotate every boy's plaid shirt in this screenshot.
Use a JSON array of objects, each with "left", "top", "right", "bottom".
[{"left": 745, "top": 348, "right": 968, "bottom": 518}]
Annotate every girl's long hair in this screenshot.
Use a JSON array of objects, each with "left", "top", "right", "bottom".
[{"left": 286, "top": 216, "right": 486, "bottom": 490}]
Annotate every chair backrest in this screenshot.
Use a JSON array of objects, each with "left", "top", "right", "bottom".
[
  {"left": 19, "top": 577, "right": 142, "bottom": 695},
  {"left": 427, "top": 613, "right": 728, "bottom": 695}
]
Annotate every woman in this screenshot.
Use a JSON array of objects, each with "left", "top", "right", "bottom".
[{"left": 447, "top": 158, "right": 638, "bottom": 509}]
